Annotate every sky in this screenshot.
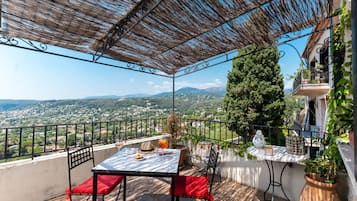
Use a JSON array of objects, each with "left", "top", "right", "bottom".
[{"left": 0, "top": 31, "right": 309, "bottom": 100}]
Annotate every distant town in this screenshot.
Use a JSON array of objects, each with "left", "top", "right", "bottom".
[{"left": 0, "top": 87, "right": 226, "bottom": 128}]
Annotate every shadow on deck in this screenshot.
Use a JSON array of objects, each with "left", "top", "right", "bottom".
[{"left": 49, "top": 166, "right": 286, "bottom": 201}]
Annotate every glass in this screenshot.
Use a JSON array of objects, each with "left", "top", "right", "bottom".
[{"left": 158, "top": 139, "right": 169, "bottom": 156}]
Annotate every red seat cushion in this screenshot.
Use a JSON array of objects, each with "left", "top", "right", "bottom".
[
  {"left": 173, "top": 175, "right": 214, "bottom": 201},
  {"left": 66, "top": 175, "right": 123, "bottom": 197}
]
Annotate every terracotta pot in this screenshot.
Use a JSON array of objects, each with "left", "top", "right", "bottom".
[{"left": 299, "top": 175, "right": 340, "bottom": 201}]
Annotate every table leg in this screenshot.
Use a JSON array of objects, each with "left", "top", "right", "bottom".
[
  {"left": 280, "top": 163, "right": 290, "bottom": 201},
  {"left": 92, "top": 172, "right": 98, "bottom": 201},
  {"left": 123, "top": 176, "right": 127, "bottom": 201},
  {"left": 263, "top": 161, "right": 290, "bottom": 201},
  {"left": 263, "top": 160, "right": 273, "bottom": 201},
  {"left": 171, "top": 176, "right": 175, "bottom": 201}
]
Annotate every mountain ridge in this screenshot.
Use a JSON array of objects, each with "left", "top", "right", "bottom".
[
  {"left": 84, "top": 86, "right": 226, "bottom": 99},
  {"left": 0, "top": 87, "right": 226, "bottom": 111}
]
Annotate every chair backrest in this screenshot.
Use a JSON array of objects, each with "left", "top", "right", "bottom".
[
  {"left": 205, "top": 143, "right": 219, "bottom": 194},
  {"left": 67, "top": 145, "right": 95, "bottom": 196}
]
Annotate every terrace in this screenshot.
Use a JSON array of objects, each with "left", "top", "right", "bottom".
[
  {"left": 0, "top": 0, "right": 356, "bottom": 201},
  {"left": 0, "top": 119, "right": 333, "bottom": 201}
]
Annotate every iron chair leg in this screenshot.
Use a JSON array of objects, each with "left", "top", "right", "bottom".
[{"left": 114, "top": 182, "right": 122, "bottom": 201}]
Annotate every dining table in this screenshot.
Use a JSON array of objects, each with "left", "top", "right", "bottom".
[{"left": 92, "top": 147, "right": 181, "bottom": 201}]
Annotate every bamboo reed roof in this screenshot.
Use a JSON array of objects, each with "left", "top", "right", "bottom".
[{"left": 0, "top": 0, "right": 329, "bottom": 74}]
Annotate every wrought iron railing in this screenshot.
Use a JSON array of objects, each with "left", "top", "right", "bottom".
[
  {"left": 180, "top": 119, "right": 324, "bottom": 157},
  {"left": 293, "top": 66, "right": 329, "bottom": 91},
  {"left": 0, "top": 118, "right": 325, "bottom": 162},
  {"left": 0, "top": 118, "right": 167, "bottom": 161}
]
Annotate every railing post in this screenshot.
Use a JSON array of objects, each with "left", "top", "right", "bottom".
[
  {"left": 55, "top": 125, "right": 58, "bottom": 151},
  {"left": 130, "top": 119, "right": 133, "bottom": 137},
  {"left": 31, "top": 127, "right": 35, "bottom": 160},
  {"left": 4, "top": 128, "right": 8, "bottom": 159},
  {"left": 310, "top": 130, "right": 313, "bottom": 159},
  {"left": 119, "top": 120, "right": 122, "bottom": 140},
  {"left": 19, "top": 128, "right": 22, "bottom": 157},
  {"left": 125, "top": 120, "right": 128, "bottom": 140},
  {"left": 106, "top": 121, "right": 109, "bottom": 144},
  {"left": 99, "top": 122, "right": 102, "bottom": 143},
  {"left": 65, "top": 125, "right": 68, "bottom": 150},
  {"left": 219, "top": 122, "right": 222, "bottom": 141},
  {"left": 74, "top": 124, "right": 77, "bottom": 147},
  {"left": 141, "top": 118, "right": 144, "bottom": 136},
  {"left": 135, "top": 120, "right": 138, "bottom": 138},
  {"left": 43, "top": 126, "right": 47, "bottom": 153},
  {"left": 112, "top": 122, "right": 115, "bottom": 143},
  {"left": 208, "top": 121, "right": 211, "bottom": 140},
  {"left": 146, "top": 118, "right": 148, "bottom": 136},
  {"left": 225, "top": 121, "right": 227, "bottom": 141},
  {"left": 91, "top": 122, "right": 94, "bottom": 145},
  {"left": 83, "top": 123, "right": 86, "bottom": 145}
]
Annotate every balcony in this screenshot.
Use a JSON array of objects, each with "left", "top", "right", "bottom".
[
  {"left": 293, "top": 67, "right": 330, "bottom": 96},
  {"left": 0, "top": 119, "right": 333, "bottom": 201}
]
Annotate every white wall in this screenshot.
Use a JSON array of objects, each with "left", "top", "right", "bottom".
[
  {"left": 189, "top": 143, "right": 306, "bottom": 201},
  {"left": 0, "top": 134, "right": 171, "bottom": 201}
]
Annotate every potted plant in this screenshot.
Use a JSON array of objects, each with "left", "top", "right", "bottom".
[
  {"left": 302, "top": 69, "right": 311, "bottom": 83},
  {"left": 299, "top": 140, "right": 343, "bottom": 201},
  {"left": 165, "top": 112, "right": 188, "bottom": 168},
  {"left": 310, "top": 79, "right": 318, "bottom": 84}
]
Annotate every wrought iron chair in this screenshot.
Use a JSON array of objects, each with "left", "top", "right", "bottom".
[
  {"left": 66, "top": 145, "right": 124, "bottom": 201},
  {"left": 172, "top": 143, "right": 219, "bottom": 201}
]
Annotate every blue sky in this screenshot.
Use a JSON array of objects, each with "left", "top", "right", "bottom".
[{"left": 0, "top": 33, "right": 309, "bottom": 100}]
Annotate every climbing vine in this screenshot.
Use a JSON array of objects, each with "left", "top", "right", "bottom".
[{"left": 327, "top": 0, "right": 353, "bottom": 136}]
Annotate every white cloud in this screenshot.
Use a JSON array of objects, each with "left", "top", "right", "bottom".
[{"left": 147, "top": 81, "right": 154, "bottom": 85}]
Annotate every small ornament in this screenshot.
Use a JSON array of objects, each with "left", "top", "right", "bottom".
[{"left": 252, "top": 130, "right": 265, "bottom": 149}]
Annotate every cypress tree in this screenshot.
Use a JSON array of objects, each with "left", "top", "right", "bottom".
[{"left": 224, "top": 45, "right": 285, "bottom": 142}]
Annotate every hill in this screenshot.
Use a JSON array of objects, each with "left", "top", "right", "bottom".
[
  {"left": 0, "top": 93, "right": 224, "bottom": 127},
  {"left": 0, "top": 99, "right": 40, "bottom": 111},
  {"left": 153, "top": 86, "right": 225, "bottom": 97}
]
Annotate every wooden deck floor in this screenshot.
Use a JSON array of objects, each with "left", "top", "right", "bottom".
[{"left": 49, "top": 167, "right": 286, "bottom": 201}]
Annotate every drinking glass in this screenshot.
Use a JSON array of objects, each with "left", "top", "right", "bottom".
[{"left": 158, "top": 139, "right": 169, "bottom": 156}]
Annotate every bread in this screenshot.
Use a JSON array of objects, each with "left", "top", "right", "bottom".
[{"left": 135, "top": 154, "right": 144, "bottom": 159}]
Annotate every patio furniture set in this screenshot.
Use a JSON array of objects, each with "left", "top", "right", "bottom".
[{"left": 66, "top": 141, "right": 219, "bottom": 201}]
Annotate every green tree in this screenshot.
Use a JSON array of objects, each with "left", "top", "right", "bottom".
[
  {"left": 283, "top": 94, "right": 304, "bottom": 128},
  {"left": 224, "top": 45, "right": 285, "bottom": 142}
]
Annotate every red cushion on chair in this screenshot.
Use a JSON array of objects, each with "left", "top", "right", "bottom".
[
  {"left": 68, "top": 175, "right": 123, "bottom": 196},
  {"left": 173, "top": 175, "right": 214, "bottom": 201}
]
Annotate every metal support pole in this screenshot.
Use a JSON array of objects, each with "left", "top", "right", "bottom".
[
  {"left": 172, "top": 74, "right": 175, "bottom": 114},
  {"left": 329, "top": 0, "right": 334, "bottom": 88},
  {"left": 352, "top": 0, "right": 357, "bottom": 181}
]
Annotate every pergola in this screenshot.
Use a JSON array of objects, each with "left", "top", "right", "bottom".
[
  {"left": 1, "top": 0, "right": 357, "bottom": 178},
  {"left": 1, "top": 0, "right": 330, "bottom": 76}
]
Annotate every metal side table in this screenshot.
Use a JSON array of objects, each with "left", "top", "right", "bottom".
[{"left": 247, "top": 146, "right": 308, "bottom": 201}]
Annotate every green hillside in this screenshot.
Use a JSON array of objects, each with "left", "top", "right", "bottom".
[{"left": 0, "top": 94, "right": 224, "bottom": 127}]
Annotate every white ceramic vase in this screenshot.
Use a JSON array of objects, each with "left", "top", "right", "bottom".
[{"left": 252, "top": 130, "right": 265, "bottom": 148}]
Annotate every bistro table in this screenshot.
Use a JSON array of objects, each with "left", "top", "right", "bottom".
[
  {"left": 247, "top": 145, "right": 308, "bottom": 201},
  {"left": 92, "top": 147, "right": 181, "bottom": 201}
]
